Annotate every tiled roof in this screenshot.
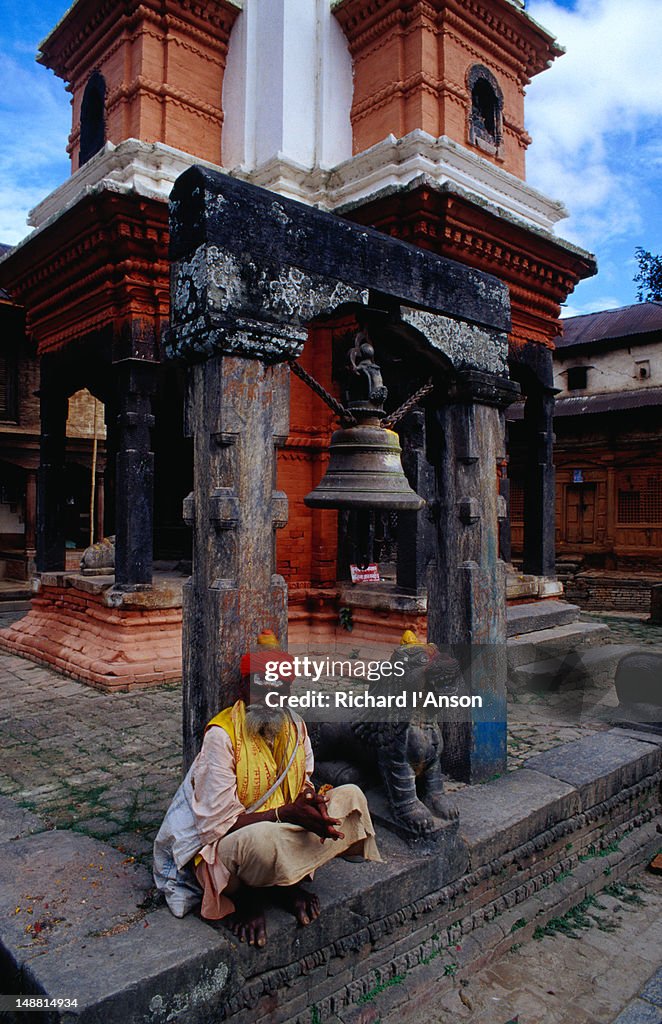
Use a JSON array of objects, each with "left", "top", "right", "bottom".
[
  {"left": 507, "top": 386, "right": 662, "bottom": 420},
  {"left": 558, "top": 302, "right": 662, "bottom": 348}
]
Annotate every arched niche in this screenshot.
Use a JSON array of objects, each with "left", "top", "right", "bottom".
[
  {"left": 79, "top": 71, "right": 106, "bottom": 167},
  {"left": 467, "top": 64, "right": 504, "bottom": 156}
]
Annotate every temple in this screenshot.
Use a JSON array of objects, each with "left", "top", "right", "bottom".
[{"left": 0, "top": 0, "right": 595, "bottom": 687}]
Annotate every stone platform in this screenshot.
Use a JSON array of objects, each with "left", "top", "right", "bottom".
[
  {"left": 289, "top": 586, "right": 428, "bottom": 647},
  {"left": 0, "top": 572, "right": 183, "bottom": 691},
  {"left": 1, "top": 728, "right": 660, "bottom": 1024},
  {"left": 0, "top": 577, "right": 607, "bottom": 693},
  {"left": 565, "top": 571, "right": 662, "bottom": 614}
]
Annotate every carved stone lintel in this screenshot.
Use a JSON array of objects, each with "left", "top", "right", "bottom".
[
  {"left": 166, "top": 310, "right": 308, "bottom": 364},
  {"left": 400, "top": 306, "right": 508, "bottom": 376},
  {"left": 167, "top": 247, "right": 369, "bottom": 364},
  {"left": 168, "top": 166, "right": 511, "bottom": 368}
]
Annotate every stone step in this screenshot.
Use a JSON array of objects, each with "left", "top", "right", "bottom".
[
  {"left": 509, "top": 643, "right": 642, "bottom": 693},
  {"left": 507, "top": 620, "right": 611, "bottom": 669},
  {"left": 507, "top": 600, "right": 580, "bottom": 637},
  {"left": 0, "top": 598, "right": 31, "bottom": 612}
]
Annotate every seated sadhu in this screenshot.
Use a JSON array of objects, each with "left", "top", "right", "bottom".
[{"left": 153, "top": 630, "right": 381, "bottom": 947}]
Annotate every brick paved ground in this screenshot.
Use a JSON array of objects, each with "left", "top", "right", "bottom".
[{"left": 386, "top": 872, "right": 662, "bottom": 1024}]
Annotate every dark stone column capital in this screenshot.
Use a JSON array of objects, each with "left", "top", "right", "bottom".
[{"left": 449, "top": 370, "right": 521, "bottom": 409}]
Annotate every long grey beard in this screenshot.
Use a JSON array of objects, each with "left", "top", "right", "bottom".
[{"left": 244, "top": 703, "right": 290, "bottom": 745}]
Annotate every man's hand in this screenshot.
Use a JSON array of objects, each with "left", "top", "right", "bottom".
[{"left": 282, "top": 789, "right": 344, "bottom": 842}]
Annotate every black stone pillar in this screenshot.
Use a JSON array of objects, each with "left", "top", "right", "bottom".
[
  {"left": 113, "top": 358, "right": 157, "bottom": 588},
  {"left": 522, "top": 386, "right": 556, "bottom": 578},
  {"left": 499, "top": 421, "right": 512, "bottom": 564},
  {"left": 103, "top": 394, "right": 118, "bottom": 539},
  {"left": 25, "top": 468, "right": 37, "bottom": 572},
  {"left": 396, "top": 409, "right": 434, "bottom": 594},
  {"left": 426, "top": 370, "right": 519, "bottom": 783},
  {"left": 36, "top": 359, "right": 67, "bottom": 572}
]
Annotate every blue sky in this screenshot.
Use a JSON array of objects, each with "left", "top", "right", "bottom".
[{"left": 0, "top": 0, "right": 660, "bottom": 316}]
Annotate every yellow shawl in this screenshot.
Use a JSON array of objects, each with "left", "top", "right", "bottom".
[{"left": 206, "top": 700, "right": 306, "bottom": 811}]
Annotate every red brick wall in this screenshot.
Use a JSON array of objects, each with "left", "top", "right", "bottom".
[{"left": 277, "top": 322, "right": 348, "bottom": 590}]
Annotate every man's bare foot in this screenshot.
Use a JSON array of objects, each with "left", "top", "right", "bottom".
[
  {"left": 276, "top": 883, "right": 321, "bottom": 927},
  {"left": 225, "top": 891, "right": 267, "bottom": 947}
]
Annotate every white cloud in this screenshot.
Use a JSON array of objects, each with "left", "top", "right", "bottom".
[
  {"left": 561, "top": 294, "right": 623, "bottom": 318},
  {"left": 0, "top": 53, "right": 70, "bottom": 244},
  {"left": 526, "top": 0, "right": 662, "bottom": 251}
]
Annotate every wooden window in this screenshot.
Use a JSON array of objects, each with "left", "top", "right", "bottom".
[
  {"left": 617, "top": 474, "right": 662, "bottom": 524},
  {"left": 0, "top": 351, "right": 17, "bottom": 421},
  {"left": 509, "top": 480, "right": 524, "bottom": 521},
  {"left": 567, "top": 366, "right": 588, "bottom": 391},
  {"left": 467, "top": 65, "right": 503, "bottom": 154}
]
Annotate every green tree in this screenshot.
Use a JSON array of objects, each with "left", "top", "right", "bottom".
[{"left": 633, "top": 247, "right": 662, "bottom": 302}]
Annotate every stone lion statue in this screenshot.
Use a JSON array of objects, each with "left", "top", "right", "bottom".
[
  {"left": 310, "top": 634, "right": 462, "bottom": 835},
  {"left": 80, "top": 535, "right": 115, "bottom": 571}
]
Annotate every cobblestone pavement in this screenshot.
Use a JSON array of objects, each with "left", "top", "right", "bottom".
[
  {"left": 0, "top": 645, "right": 181, "bottom": 863},
  {"left": 583, "top": 610, "right": 662, "bottom": 646},
  {"left": 0, "top": 640, "right": 611, "bottom": 837},
  {"left": 1, "top": 609, "right": 661, "bottom": 1022},
  {"left": 396, "top": 872, "right": 662, "bottom": 1024},
  {"left": 1, "top": 606, "right": 659, "bottom": 856},
  {"left": 0, "top": 608, "right": 656, "bottom": 856}
]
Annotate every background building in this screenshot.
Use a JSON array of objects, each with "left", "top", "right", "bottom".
[{"left": 509, "top": 301, "right": 662, "bottom": 610}]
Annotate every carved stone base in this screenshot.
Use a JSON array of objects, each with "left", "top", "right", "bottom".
[
  {"left": 288, "top": 588, "right": 427, "bottom": 648},
  {"left": 365, "top": 787, "right": 464, "bottom": 853}
]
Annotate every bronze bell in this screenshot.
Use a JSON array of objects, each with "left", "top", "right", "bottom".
[
  {"left": 304, "top": 423, "right": 424, "bottom": 510},
  {"left": 304, "top": 328, "right": 425, "bottom": 513}
]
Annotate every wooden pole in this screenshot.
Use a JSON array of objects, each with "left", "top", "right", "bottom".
[{"left": 89, "top": 398, "right": 98, "bottom": 547}]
